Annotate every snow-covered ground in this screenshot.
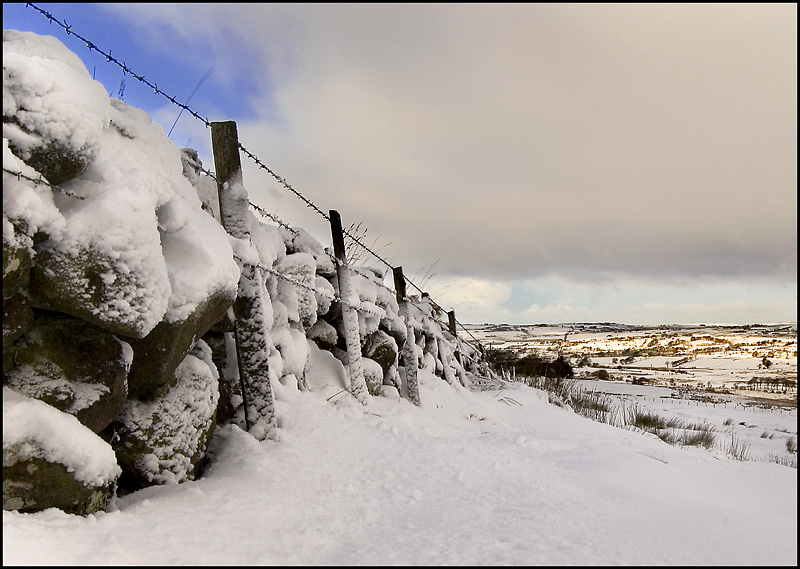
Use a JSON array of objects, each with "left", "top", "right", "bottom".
[
  {"left": 471, "top": 322, "right": 797, "bottom": 465},
  {"left": 3, "top": 350, "right": 797, "bottom": 565},
  {"left": 574, "top": 378, "right": 797, "bottom": 464}
]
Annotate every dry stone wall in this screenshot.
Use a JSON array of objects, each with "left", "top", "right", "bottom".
[{"left": 2, "top": 29, "right": 492, "bottom": 515}]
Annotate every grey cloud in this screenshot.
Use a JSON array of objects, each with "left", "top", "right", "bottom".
[{"left": 111, "top": 3, "right": 796, "bottom": 318}]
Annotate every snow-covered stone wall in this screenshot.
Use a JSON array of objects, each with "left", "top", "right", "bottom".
[{"left": 2, "top": 30, "right": 493, "bottom": 515}]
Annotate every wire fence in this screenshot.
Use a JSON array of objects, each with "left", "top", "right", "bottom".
[
  {"left": 185, "top": 154, "right": 461, "bottom": 337},
  {"left": 182, "top": 153, "right": 299, "bottom": 236},
  {"left": 3, "top": 167, "right": 85, "bottom": 200},
  {"left": 19, "top": 2, "right": 486, "bottom": 351}
]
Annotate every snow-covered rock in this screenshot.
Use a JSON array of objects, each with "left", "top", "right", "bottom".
[
  {"left": 109, "top": 349, "right": 219, "bottom": 493},
  {"left": 3, "top": 30, "right": 110, "bottom": 184},
  {"left": 4, "top": 313, "right": 130, "bottom": 433},
  {"left": 2, "top": 387, "right": 120, "bottom": 514}
]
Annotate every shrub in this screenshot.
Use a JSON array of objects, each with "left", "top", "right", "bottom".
[
  {"left": 656, "top": 429, "right": 680, "bottom": 445},
  {"left": 625, "top": 406, "right": 682, "bottom": 432},
  {"left": 726, "top": 432, "right": 751, "bottom": 461},
  {"left": 768, "top": 454, "right": 797, "bottom": 469},
  {"left": 570, "top": 389, "right": 615, "bottom": 423},
  {"left": 593, "top": 369, "right": 610, "bottom": 381},
  {"left": 486, "top": 349, "right": 574, "bottom": 380},
  {"left": 682, "top": 428, "right": 716, "bottom": 449},
  {"left": 519, "top": 363, "right": 778, "bottom": 468}
]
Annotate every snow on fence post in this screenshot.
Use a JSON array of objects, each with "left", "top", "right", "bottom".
[
  {"left": 329, "top": 210, "right": 369, "bottom": 405},
  {"left": 448, "top": 310, "right": 464, "bottom": 366},
  {"left": 211, "top": 120, "right": 277, "bottom": 440},
  {"left": 393, "top": 266, "right": 420, "bottom": 406},
  {"left": 437, "top": 336, "right": 458, "bottom": 386},
  {"left": 447, "top": 310, "right": 468, "bottom": 386}
]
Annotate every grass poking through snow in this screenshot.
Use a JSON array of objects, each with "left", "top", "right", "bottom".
[{"left": 519, "top": 375, "right": 794, "bottom": 467}]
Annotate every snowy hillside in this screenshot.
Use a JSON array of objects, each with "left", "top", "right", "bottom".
[{"left": 4, "top": 373, "right": 797, "bottom": 565}]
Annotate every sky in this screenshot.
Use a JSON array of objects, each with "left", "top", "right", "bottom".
[
  {"left": 3, "top": 2, "right": 797, "bottom": 325},
  {"left": 3, "top": 357, "right": 798, "bottom": 565}
]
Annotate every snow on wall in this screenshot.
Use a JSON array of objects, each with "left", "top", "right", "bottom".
[
  {"left": 2, "top": 142, "right": 66, "bottom": 250},
  {"left": 115, "top": 350, "right": 220, "bottom": 485},
  {"left": 3, "top": 387, "right": 121, "bottom": 487},
  {"left": 4, "top": 29, "right": 240, "bottom": 339},
  {"left": 2, "top": 30, "right": 493, "bottom": 503},
  {"left": 3, "top": 30, "right": 109, "bottom": 171}
]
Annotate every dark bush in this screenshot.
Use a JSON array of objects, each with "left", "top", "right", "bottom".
[
  {"left": 484, "top": 348, "right": 573, "bottom": 379},
  {"left": 593, "top": 369, "right": 609, "bottom": 380}
]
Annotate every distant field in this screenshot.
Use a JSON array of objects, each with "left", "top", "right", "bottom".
[
  {"left": 466, "top": 323, "right": 797, "bottom": 408},
  {"left": 466, "top": 323, "right": 797, "bottom": 466}
]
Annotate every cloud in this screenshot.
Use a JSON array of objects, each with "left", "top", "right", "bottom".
[
  {"left": 77, "top": 3, "right": 797, "bottom": 323},
  {"left": 425, "top": 276, "right": 513, "bottom": 322},
  {"left": 435, "top": 274, "right": 798, "bottom": 325},
  {"left": 215, "top": 5, "right": 796, "bottom": 277}
]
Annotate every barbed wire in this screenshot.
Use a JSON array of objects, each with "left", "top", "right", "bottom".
[
  {"left": 23, "top": 2, "right": 479, "bottom": 350},
  {"left": 3, "top": 167, "right": 85, "bottom": 200},
  {"left": 237, "top": 143, "right": 331, "bottom": 222},
  {"left": 24, "top": 3, "right": 212, "bottom": 128},
  {"left": 457, "top": 321, "right": 483, "bottom": 348},
  {"left": 235, "top": 254, "right": 385, "bottom": 319},
  {"left": 234, "top": 142, "right": 401, "bottom": 292},
  {"left": 329, "top": 253, "right": 393, "bottom": 288},
  {"left": 248, "top": 201, "right": 299, "bottom": 237},
  {"left": 342, "top": 227, "right": 395, "bottom": 272},
  {"left": 333, "top": 253, "right": 482, "bottom": 350},
  {"left": 259, "top": 263, "right": 330, "bottom": 299},
  {"left": 182, "top": 153, "right": 299, "bottom": 236},
  {"left": 332, "top": 261, "right": 479, "bottom": 350}
]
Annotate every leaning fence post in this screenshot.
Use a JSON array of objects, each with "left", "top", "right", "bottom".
[
  {"left": 211, "top": 120, "right": 277, "bottom": 440},
  {"left": 329, "top": 210, "right": 369, "bottom": 405},
  {"left": 393, "top": 266, "right": 420, "bottom": 405}
]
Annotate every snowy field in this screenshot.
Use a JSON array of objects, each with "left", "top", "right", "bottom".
[
  {"left": 468, "top": 322, "right": 797, "bottom": 400},
  {"left": 573, "top": 378, "right": 797, "bottom": 464},
  {"left": 470, "top": 323, "right": 797, "bottom": 466},
  {"left": 3, "top": 347, "right": 797, "bottom": 565}
]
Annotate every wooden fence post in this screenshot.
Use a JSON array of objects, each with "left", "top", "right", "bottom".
[
  {"left": 447, "top": 310, "right": 457, "bottom": 336},
  {"left": 211, "top": 120, "right": 277, "bottom": 440},
  {"left": 393, "top": 266, "right": 420, "bottom": 406},
  {"left": 447, "top": 309, "right": 467, "bottom": 386},
  {"left": 329, "top": 210, "right": 369, "bottom": 405}
]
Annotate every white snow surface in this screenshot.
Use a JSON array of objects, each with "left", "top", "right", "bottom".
[
  {"left": 3, "top": 366, "right": 797, "bottom": 565},
  {"left": 2, "top": 140, "right": 65, "bottom": 250}
]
